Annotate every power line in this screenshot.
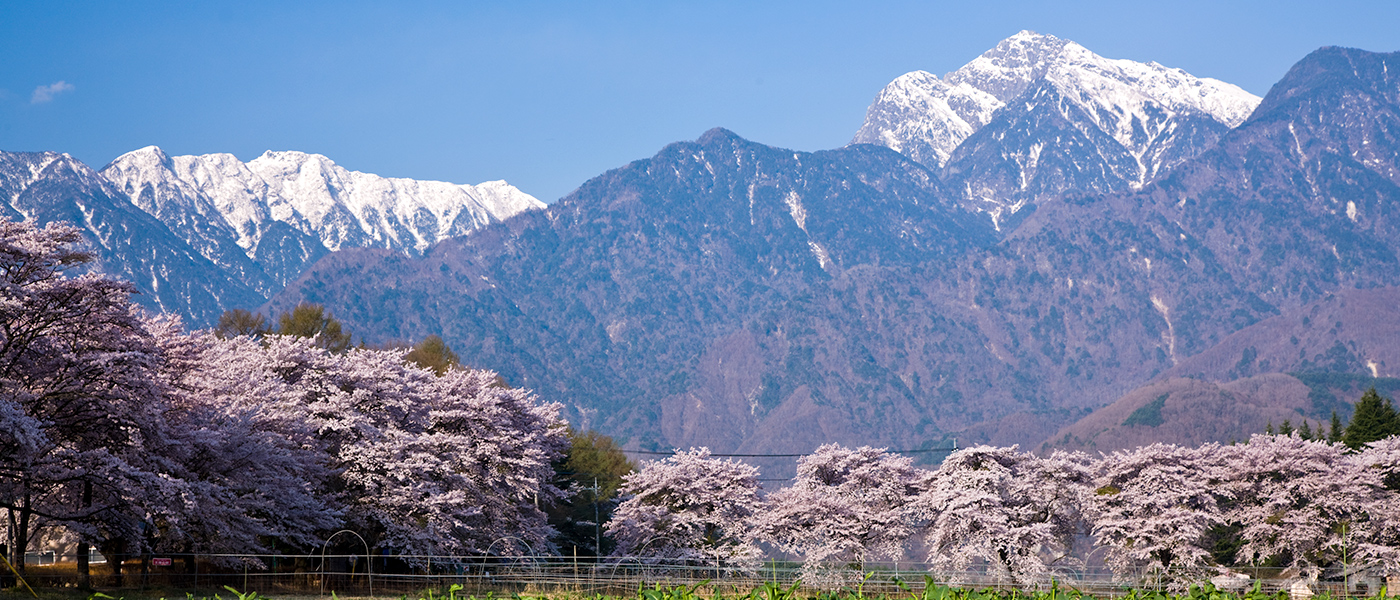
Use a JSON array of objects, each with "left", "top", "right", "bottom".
[{"left": 621, "top": 445, "right": 958, "bottom": 458}]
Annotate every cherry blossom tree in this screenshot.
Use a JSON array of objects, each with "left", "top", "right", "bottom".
[
  {"left": 759, "top": 444, "right": 920, "bottom": 584},
  {"left": 1351, "top": 436, "right": 1400, "bottom": 578},
  {"left": 1089, "top": 443, "right": 1227, "bottom": 587},
  {"left": 142, "top": 323, "right": 340, "bottom": 561},
  {"left": 1219, "top": 434, "right": 1390, "bottom": 580},
  {"left": 0, "top": 215, "right": 571, "bottom": 571},
  {"left": 0, "top": 219, "right": 169, "bottom": 573},
  {"left": 607, "top": 448, "right": 764, "bottom": 571},
  {"left": 214, "top": 333, "right": 569, "bottom": 558},
  {"left": 912, "top": 445, "right": 1092, "bottom": 587}
]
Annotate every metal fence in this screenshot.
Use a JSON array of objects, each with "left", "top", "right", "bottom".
[{"left": 5, "top": 554, "right": 1391, "bottom": 598}]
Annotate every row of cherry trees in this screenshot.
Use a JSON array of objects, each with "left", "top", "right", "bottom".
[
  {"left": 7, "top": 216, "right": 1400, "bottom": 588},
  {"left": 609, "top": 438, "right": 1400, "bottom": 587},
  {"left": 0, "top": 219, "right": 568, "bottom": 572}
]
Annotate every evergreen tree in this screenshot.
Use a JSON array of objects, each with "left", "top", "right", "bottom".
[
  {"left": 1329, "top": 410, "right": 1345, "bottom": 443},
  {"left": 1343, "top": 388, "right": 1400, "bottom": 450},
  {"left": 1279, "top": 420, "right": 1295, "bottom": 436},
  {"left": 548, "top": 428, "right": 635, "bottom": 555},
  {"left": 1298, "top": 420, "right": 1314, "bottom": 441}
]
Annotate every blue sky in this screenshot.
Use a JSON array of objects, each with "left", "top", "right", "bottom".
[{"left": 3, "top": 1, "right": 1397, "bottom": 203}]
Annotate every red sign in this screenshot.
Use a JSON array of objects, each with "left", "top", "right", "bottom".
[{"left": 152, "top": 558, "right": 173, "bottom": 567}]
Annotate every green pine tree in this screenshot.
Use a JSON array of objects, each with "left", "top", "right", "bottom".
[
  {"left": 1342, "top": 387, "right": 1400, "bottom": 450},
  {"left": 1298, "top": 420, "right": 1314, "bottom": 440},
  {"left": 1279, "top": 420, "right": 1295, "bottom": 436},
  {"left": 547, "top": 428, "right": 636, "bottom": 555},
  {"left": 1329, "top": 410, "right": 1345, "bottom": 443}
]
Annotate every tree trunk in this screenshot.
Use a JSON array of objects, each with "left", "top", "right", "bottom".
[
  {"left": 78, "top": 481, "right": 92, "bottom": 589},
  {"left": 14, "top": 492, "right": 30, "bottom": 577},
  {"left": 184, "top": 551, "right": 197, "bottom": 589},
  {"left": 1, "top": 528, "right": 14, "bottom": 590},
  {"left": 77, "top": 541, "right": 90, "bottom": 589},
  {"left": 109, "top": 539, "right": 126, "bottom": 588}
]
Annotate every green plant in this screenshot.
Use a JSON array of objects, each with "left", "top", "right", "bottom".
[
  {"left": 637, "top": 580, "right": 712, "bottom": 600},
  {"left": 220, "top": 587, "right": 263, "bottom": 600}
]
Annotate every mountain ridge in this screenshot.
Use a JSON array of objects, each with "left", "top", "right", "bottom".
[
  {"left": 267, "top": 44, "right": 1400, "bottom": 455},
  {"left": 7, "top": 38, "right": 1398, "bottom": 457},
  {"left": 101, "top": 146, "right": 544, "bottom": 291},
  {"left": 0, "top": 151, "right": 266, "bottom": 325},
  {"left": 853, "top": 30, "right": 1261, "bottom": 224},
  {"left": 0, "top": 145, "right": 544, "bottom": 327}
]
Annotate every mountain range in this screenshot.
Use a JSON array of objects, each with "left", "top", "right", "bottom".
[
  {"left": 0, "top": 147, "right": 542, "bottom": 326},
  {"left": 263, "top": 40, "right": 1400, "bottom": 459},
  {"left": 6, "top": 32, "right": 1399, "bottom": 459}
]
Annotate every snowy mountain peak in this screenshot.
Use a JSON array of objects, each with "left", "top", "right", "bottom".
[
  {"left": 240, "top": 149, "right": 545, "bottom": 253},
  {"left": 852, "top": 31, "right": 1263, "bottom": 213},
  {"left": 100, "top": 147, "right": 544, "bottom": 291},
  {"left": 947, "top": 30, "right": 1071, "bottom": 103},
  {"left": 851, "top": 71, "right": 1000, "bottom": 168},
  {"left": 130, "top": 145, "right": 171, "bottom": 163}
]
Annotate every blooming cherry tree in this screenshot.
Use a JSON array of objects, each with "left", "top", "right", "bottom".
[
  {"left": 1220, "top": 434, "right": 1389, "bottom": 580},
  {"left": 760, "top": 444, "right": 920, "bottom": 583},
  {"left": 913, "top": 445, "right": 1092, "bottom": 587},
  {"left": 215, "top": 333, "right": 570, "bottom": 557},
  {"left": 1090, "top": 443, "right": 1226, "bottom": 586},
  {"left": 0, "top": 219, "right": 168, "bottom": 570},
  {"left": 1352, "top": 436, "right": 1400, "bottom": 577},
  {"left": 607, "top": 448, "right": 764, "bottom": 570},
  {"left": 144, "top": 325, "right": 340, "bottom": 558}
]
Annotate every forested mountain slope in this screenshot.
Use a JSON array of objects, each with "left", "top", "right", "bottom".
[{"left": 272, "top": 46, "right": 1400, "bottom": 454}]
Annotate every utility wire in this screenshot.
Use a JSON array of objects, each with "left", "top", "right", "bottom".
[{"left": 621, "top": 445, "right": 958, "bottom": 458}]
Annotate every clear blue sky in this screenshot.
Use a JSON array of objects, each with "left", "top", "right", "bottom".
[{"left": 3, "top": 1, "right": 1397, "bottom": 203}]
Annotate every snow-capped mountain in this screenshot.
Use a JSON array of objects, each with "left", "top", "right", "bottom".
[
  {"left": 269, "top": 45, "right": 1400, "bottom": 456},
  {"left": 0, "top": 151, "right": 265, "bottom": 325},
  {"left": 853, "top": 31, "right": 1261, "bottom": 223},
  {"left": 848, "top": 71, "right": 1001, "bottom": 170},
  {"left": 102, "top": 147, "right": 544, "bottom": 289}
]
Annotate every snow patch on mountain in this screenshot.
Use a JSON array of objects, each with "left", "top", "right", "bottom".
[
  {"left": 851, "top": 71, "right": 1000, "bottom": 169},
  {"left": 106, "top": 147, "right": 544, "bottom": 256},
  {"left": 853, "top": 30, "right": 1261, "bottom": 171},
  {"left": 0, "top": 149, "right": 268, "bottom": 325}
]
